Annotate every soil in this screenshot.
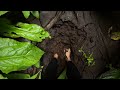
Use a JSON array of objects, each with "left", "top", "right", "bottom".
[{"left": 38, "top": 20, "right": 87, "bottom": 77}]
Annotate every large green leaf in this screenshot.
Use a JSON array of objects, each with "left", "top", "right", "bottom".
[
  {"left": 0, "top": 11, "right": 9, "bottom": 16},
  {"left": 0, "top": 37, "right": 44, "bottom": 74},
  {"left": 34, "top": 61, "right": 40, "bottom": 68},
  {"left": 0, "top": 19, "right": 51, "bottom": 42}
]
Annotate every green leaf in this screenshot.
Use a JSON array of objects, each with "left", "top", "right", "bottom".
[
  {"left": 34, "top": 61, "right": 40, "bottom": 68},
  {"left": 4, "top": 66, "right": 44, "bottom": 79},
  {"left": 98, "top": 68, "right": 120, "bottom": 79},
  {"left": 0, "top": 19, "right": 51, "bottom": 42},
  {"left": 0, "top": 74, "right": 7, "bottom": 79},
  {"left": 79, "top": 48, "right": 95, "bottom": 66},
  {"left": 31, "top": 11, "right": 40, "bottom": 18},
  {"left": 38, "top": 66, "right": 44, "bottom": 79},
  {"left": 0, "top": 11, "right": 9, "bottom": 16},
  {"left": 29, "top": 66, "right": 43, "bottom": 79},
  {"left": 58, "top": 68, "right": 67, "bottom": 79},
  {"left": 4, "top": 73, "right": 30, "bottom": 79},
  {"left": 0, "top": 37, "right": 44, "bottom": 74},
  {"left": 28, "top": 73, "right": 38, "bottom": 79},
  {"left": 22, "top": 11, "right": 30, "bottom": 19},
  {"left": 28, "top": 70, "right": 41, "bottom": 79}
]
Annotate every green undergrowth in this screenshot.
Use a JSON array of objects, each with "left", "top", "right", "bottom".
[{"left": 0, "top": 11, "right": 50, "bottom": 79}]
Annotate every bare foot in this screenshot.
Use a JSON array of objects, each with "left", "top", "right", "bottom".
[
  {"left": 64, "top": 48, "right": 71, "bottom": 62},
  {"left": 54, "top": 53, "right": 58, "bottom": 59}
]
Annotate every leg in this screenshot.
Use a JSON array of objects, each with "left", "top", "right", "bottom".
[
  {"left": 41, "top": 53, "right": 59, "bottom": 79},
  {"left": 66, "top": 61, "right": 81, "bottom": 79}
]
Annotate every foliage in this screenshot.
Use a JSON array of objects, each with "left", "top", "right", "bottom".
[
  {"left": 98, "top": 68, "right": 120, "bottom": 79},
  {"left": 4, "top": 73, "right": 31, "bottom": 79},
  {"left": 0, "top": 11, "right": 51, "bottom": 79},
  {"left": 0, "top": 11, "right": 40, "bottom": 19},
  {"left": 34, "top": 61, "right": 40, "bottom": 68},
  {"left": 28, "top": 66, "right": 43, "bottom": 79},
  {"left": 0, "top": 19, "right": 51, "bottom": 42},
  {"left": 110, "top": 32, "right": 120, "bottom": 40},
  {"left": 104, "top": 31, "right": 120, "bottom": 79},
  {"left": 22, "top": 11, "right": 30, "bottom": 19},
  {"left": 3, "top": 66, "right": 44, "bottom": 79},
  {"left": 79, "top": 47, "right": 95, "bottom": 66},
  {"left": 0, "top": 37, "right": 44, "bottom": 74},
  {"left": 0, "top": 11, "right": 9, "bottom": 16},
  {"left": 0, "top": 74, "right": 7, "bottom": 79},
  {"left": 58, "top": 68, "right": 67, "bottom": 79},
  {"left": 22, "top": 11, "right": 40, "bottom": 19}
]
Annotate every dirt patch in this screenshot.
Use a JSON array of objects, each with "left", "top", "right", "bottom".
[{"left": 38, "top": 20, "right": 87, "bottom": 77}]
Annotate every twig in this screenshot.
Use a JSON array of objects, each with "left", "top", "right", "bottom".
[{"left": 44, "top": 11, "right": 64, "bottom": 30}]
